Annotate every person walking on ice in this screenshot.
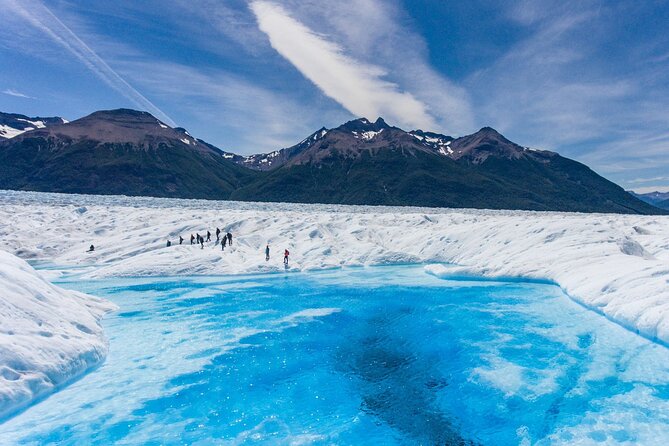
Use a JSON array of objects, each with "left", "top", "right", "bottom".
[
  {"left": 221, "top": 235, "right": 227, "bottom": 251},
  {"left": 179, "top": 235, "right": 184, "bottom": 245},
  {"left": 265, "top": 244, "right": 270, "bottom": 261},
  {"left": 216, "top": 227, "right": 221, "bottom": 242},
  {"left": 227, "top": 232, "right": 232, "bottom": 246},
  {"left": 206, "top": 231, "right": 211, "bottom": 242},
  {"left": 284, "top": 249, "right": 289, "bottom": 266},
  {"left": 190, "top": 234, "right": 195, "bottom": 245}
]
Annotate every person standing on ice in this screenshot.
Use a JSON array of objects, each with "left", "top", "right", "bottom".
[
  {"left": 200, "top": 236, "right": 204, "bottom": 249},
  {"left": 179, "top": 235, "right": 184, "bottom": 245},
  {"left": 221, "top": 235, "right": 227, "bottom": 251},
  {"left": 190, "top": 234, "right": 195, "bottom": 245},
  {"left": 216, "top": 228, "right": 221, "bottom": 242},
  {"left": 166, "top": 240, "right": 172, "bottom": 247},
  {"left": 265, "top": 244, "right": 270, "bottom": 261},
  {"left": 227, "top": 232, "right": 232, "bottom": 246},
  {"left": 87, "top": 244, "right": 95, "bottom": 252},
  {"left": 284, "top": 249, "right": 289, "bottom": 266},
  {"left": 206, "top": 231, "right": 211, "bottom": 242}
]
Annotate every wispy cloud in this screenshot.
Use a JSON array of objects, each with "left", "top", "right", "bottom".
[
  {"left": 2, "top": 0, "right": 176, "bottom": 126},
  {"left": 628, "top": 176, "right": 669, "bottom": 184},
  {"left": 2, "top": 88, "right": 34, "bottom": 99},
  {"left": 114, "top": 59, "right": 347, "bottom": 153},
  {"left": 288, "top": 0, "right": 474, "bottom": 133},
  {"left": 250, "top": 1, "right": 438, "bottom": 130},
  {"left": 630, "top": 185, "right": 669, "bottom": 194},
  {"left": 465, "top": 0, "right": 669, "bottom": 189}
]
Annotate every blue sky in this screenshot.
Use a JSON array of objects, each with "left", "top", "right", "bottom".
[{"left": 1, "top": 0, "right": 668, "bottom": 192}]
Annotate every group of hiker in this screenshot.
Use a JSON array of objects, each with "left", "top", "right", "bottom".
[
  {"left": 167, "top": 228, "right": 233, "bottom": 250},
  {"left": 166, "top": 229, "right": 290, "bottom": 265}
]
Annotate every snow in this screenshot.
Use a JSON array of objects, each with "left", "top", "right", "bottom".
[
  {"left": 0, "top": 125, "right": 27, "bottom": 139},
  {"left": 352, "top": 129, "right": 383, "bottom": 140},
  {"left": 180, "top": 137, "right": 191, "bottom": 145},
  {"left": 16, "top": 118, "right": 46, "bottom": 129},
  {"left": 361, "top": 129, "right": 383, "bottom": 140},
  {"left": 0, "top": 250, "right": 116, "bottom": 420},
  {"left": 158, "top": 123, "right": 168, "bottom": 129},
  {"left": 0, "top": 190, "right": 668, "bottom": 365}
]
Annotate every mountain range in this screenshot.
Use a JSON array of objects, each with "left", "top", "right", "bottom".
[
  {"left": 631, "top": 191, "right": 669, "bottom": 210},
  {"left": 0, "top": 109, "right": 664, "bottom": 214}
]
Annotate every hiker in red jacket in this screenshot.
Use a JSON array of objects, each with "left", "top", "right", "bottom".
[{"left": 283, "top": 249, "right": 289, "bottom": 266}]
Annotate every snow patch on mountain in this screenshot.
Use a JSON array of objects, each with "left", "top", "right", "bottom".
[{"left": 0, "top": 125, "right": 26, "bottom": 139}]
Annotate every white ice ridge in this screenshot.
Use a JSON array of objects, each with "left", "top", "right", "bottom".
[
  {"left": 0, "top": 250, "right": 116, "bottom": 420},
  {"left": 0, "top": 190, "right": 668, "bottom": 345}
]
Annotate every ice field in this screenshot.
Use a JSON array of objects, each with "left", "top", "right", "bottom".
[{"left": 0, "top": 190, "right": 668, "bottom": 443}]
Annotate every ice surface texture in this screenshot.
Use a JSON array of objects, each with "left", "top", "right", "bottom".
[
  {"left": 0, "top": 250, "right": 116, "bottom": 419},
  {"left": 0, "top": 190, "right": 668, "bottom": 344}
]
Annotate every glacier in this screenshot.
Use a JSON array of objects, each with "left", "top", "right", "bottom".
[
  {"left": 0, "top": 189, "right": 667, "bottom": 421},
  {"left": 0, "top": 250, "right": 116, "bottom": 420}
]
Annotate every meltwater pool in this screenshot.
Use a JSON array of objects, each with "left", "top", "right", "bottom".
[{"left": 1, "top": 265, "right": 669, "bottom": 445}]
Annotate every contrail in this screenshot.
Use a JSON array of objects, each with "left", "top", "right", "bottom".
[{"left": 5, "top": 0, "right": 176, "bottom": 126}]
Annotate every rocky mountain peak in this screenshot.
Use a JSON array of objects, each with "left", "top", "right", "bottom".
[{"left": 337, "top": 117, "right": 391, "bottom": 133}]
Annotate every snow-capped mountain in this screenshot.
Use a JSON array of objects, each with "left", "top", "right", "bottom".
[
  {"left": 222, "top": 127, "right": 329, "bottom": 171},
  {"left": 0, "top": 109, "right": 253, "bottom": 199},
  {"left": 0, "top": 111, "right": 67, "bottom": 139},
  {"left": 0, "top": 108, "right": 662, "bottom": 214},
  {"left": 229, "top": 117, "right": 662, "bottom": 214},
  {"left": 228, "top": 118, "right": 551, "bottom": 171}
]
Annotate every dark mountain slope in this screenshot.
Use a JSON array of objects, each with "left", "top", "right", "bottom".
[
  {"left": 0, "top": 109, "right": 257, "bottom": 199},
  {"left": 232, "top": 119, "right": 663, "bottom": 214},
  {"left": 657, "top": 198, "right": 669, "bottom": 210}
]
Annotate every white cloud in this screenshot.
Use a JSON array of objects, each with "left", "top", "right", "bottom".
[
  {"left": 284, "top": 0, "right": 474, "bottom": 134},
  {"left": 2, "top": 88, "right": 33, "bottom": 99},
  {"left": 114, "top": 59, "right": 346, "bottom": 154},
  {"left": 630, "top": 185, "right": 669, "bottom": 194},
  {"left": 250, "top": 1, "right": 441, "bottom": 131},
  {"left": 2, "top": 0, "right": 176, "bottom": 126}
]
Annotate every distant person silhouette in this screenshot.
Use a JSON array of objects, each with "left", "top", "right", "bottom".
[
  {"left": 221, "top": 236, "right": 227, "bottom": 251},
  {"left": 227, "top": 232, "right": 232, "bottom": 246},
  {"left": 216, "top": 228, "right": 221, "bottom": 241},
  {"left": 87, "top": 244, "right": 95, "bottom": 252},
  {"left": 200, "top": 236, "right": 204, "bottom": 249},
  {"left": 206, "top": 231, "right": 211, "bottom": 242},
  {"left": 179, "top": 235, "right": 184, "bottom": 245},
  {"left": 166, "top": 240, "right": 172, "bottom": 247},
  {"left": 265, "top": 244, "right": 270, "bottom": 261},
  {"left": 283, "top": 249, "right": 289, "bottom": 265},
  {"left": 190, "top": 234, "right": 195, "bottom": 245}
]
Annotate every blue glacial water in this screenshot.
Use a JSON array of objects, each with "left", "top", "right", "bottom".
[{"left": 2, "top": 265, "right": 669, "bottom": 445}]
